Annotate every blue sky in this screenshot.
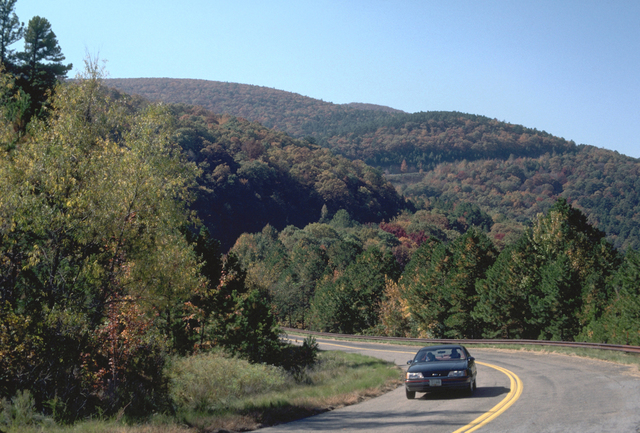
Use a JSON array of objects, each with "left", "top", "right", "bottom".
[{"left": 16, "top": 1, "right": 640, "bottom": 158}]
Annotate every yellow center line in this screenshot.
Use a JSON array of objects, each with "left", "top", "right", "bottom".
[
  {"left": 298, "top": 339, "right": 523, "bottom": 433},
  {"left": 452, "top": 361, "right": 523, "bottom": 433}
]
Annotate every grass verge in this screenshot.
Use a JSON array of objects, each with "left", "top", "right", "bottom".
[
  {"left": 177, "top": 350, "right": 401, "bottom": 432},
  {"left": 1, "top": 350, "right": 401, "bottom": 433}
]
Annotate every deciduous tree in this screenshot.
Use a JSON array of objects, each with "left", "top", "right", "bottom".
[{"left": 0, "top": 58, "right": 201, "bottom": 419}]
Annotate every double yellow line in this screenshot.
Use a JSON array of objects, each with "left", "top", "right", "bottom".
[
  {"left": 303, "top": 339, "right": 523, "bottom": 433},
  {"left": 453, "top": 361, "right": 523, "bottom": 433}
]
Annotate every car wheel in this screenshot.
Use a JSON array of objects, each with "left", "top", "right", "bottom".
[
  {"left": 406, "top": 389, "right": 416, "bottom": 400},
  {"left": 467, "top": 378, "right": 476, "bottom": 396}
]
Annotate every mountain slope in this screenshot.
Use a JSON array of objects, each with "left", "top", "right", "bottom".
[
  {"left": 105, "top": 78, "right": 398, "bottom": 137},
  {"left": 104, "top": 78, "right": 640, "bottom": 251},
  {"left": 397, "top": 146, "right": 640, "bottom": 250},
  {"left": 169, "top": 104, "right": 407, "bottom": 250}
]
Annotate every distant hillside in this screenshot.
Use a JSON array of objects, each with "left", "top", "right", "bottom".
[
  {"left": 105, "top": 78, "right": 397, "bottom": 137},
  {"left": 167, "top": 103, "right": 407, "bottom": 250},
  {"left": 396, "top": 146, "right": 640, "bottom": 251},
  {"left": 317, "top": 110, "right": 577, "bottom": 170},
  {"left": 104, "top": 78, "right": 573, "bottom": 166},
  {"left": 104, "top": 78, "right": 640, "bottom": 251},
  {"left": 344, "top": 102, "right": 404, "bottom": 113}
]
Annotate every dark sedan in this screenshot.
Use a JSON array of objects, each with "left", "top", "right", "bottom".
[{"left": 404, "top": 344, "right": 477, "bottom": 399}]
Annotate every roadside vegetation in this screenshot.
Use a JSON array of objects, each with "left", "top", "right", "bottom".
[{"left": 0, "top": 345, "right": 401, "bottom": 432}]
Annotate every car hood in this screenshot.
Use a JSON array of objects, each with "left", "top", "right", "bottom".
[{"left": 408, "top": 360, "right": 468, "bottom": 373}]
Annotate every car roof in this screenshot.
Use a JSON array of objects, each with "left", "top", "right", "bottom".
[{"left": 417, "top": 344, "right": 465, "bottom": 352}]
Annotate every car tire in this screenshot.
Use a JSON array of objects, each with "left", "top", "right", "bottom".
[
  {"left": 467, "top": 378, "right": 476, "bottom": 396},
  {"left": 406, "top": 389, "right": 416, "bottom": 400}
]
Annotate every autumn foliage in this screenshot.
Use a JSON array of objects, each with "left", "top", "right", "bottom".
[{"left": 105, "top": 78, "right": 640, "bottom": 252}]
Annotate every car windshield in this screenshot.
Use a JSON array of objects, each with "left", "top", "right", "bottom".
[{"left": 414, "top": 347, "right": 466, "bottom": 362}]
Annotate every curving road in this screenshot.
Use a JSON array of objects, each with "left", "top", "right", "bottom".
[{"left": 260, "top": 337, "right": 640, "bottom": 432}]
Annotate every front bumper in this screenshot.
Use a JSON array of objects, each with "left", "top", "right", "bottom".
[{"left": 405, "top": 376, "right": 472, "bottom": 392}]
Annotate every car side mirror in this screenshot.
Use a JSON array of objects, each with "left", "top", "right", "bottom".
[
  {"left": 407, "top": 360, "right": 413, "bottom": 365},
  {"left": 468, "top": 356, "right": 475, "bottom": 362}
]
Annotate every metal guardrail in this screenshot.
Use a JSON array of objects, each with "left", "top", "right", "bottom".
[{"left": 281, "top": 327, "right": 640, "bottom": 354}]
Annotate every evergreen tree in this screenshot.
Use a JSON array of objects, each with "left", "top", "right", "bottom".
[
  {"left": 209, "top": 252, "right": 281, "bottom": 363},
  {"left": 17, "top": 16, "right": 70, "bottom": 79},
  {"left": 405, "top": 229, "right": 497, "bottom": 338},
  {"left": 444, "top": 228, "right": 498, "bottom": 337},
  {"left": 404, "top": 241, "right": 451, "bottom": 337},
  {"left": 15, "top": 15, "right": 71, "bottom": 120},
  {"left": 581, "top": 249, "right": 640, "bottom": 345},
  {"left": 0, "top": 0, "right": 23, "bottom": 67},
  {"left": 528, "top": 255, "right": 583, "bottom": 340},
  {"left": 474, "top": 198, "right": 619, "bottom": 341},
  {"left": 473, "top": 242, "right": 538, "bottom": 338}
]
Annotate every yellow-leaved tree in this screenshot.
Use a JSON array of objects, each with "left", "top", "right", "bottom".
[{"left": 0, "top": 58, "right": 202, "bottom": 420}]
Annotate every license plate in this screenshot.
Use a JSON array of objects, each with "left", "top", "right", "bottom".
[{"left": 429, "top": 379, "right": 442, "bottom": 386}]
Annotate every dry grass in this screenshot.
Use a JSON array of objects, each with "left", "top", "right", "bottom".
[
  {"left": 181, "top": 351, "right": 402, "bottom": 432},
  {"left": 2, "top": 351, "right": 401, "bottom": 433}
]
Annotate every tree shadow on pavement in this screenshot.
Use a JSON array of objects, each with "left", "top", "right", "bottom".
[{"left": 417, "top": 386, "right": 510, "bottom": 400}]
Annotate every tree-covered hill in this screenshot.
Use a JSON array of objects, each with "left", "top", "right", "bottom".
[
  {"left": 103, "top": 78, "right": 640, "bottom": 251},
  {"left": 317, "top": 110, "right": 577, "bottom": 170},
  {"left": 104, "top": 78, "right": 574, "bottom": 168},
  {"left": 398, "top": 146, "right": 640, "bottom": 251},
  {"left": 104, "top": 78, "right": 398, "bottom": 138},
  {"left": 169, "top": 103, "right": 407, "bottom": 250}
]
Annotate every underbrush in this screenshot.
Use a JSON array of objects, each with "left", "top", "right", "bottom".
[
  {"left": 168, "top": 352, "right": 290, "bottom": 413},
  {"left": 0, "top": 349, "right": 400, "bottom": 432},
  {"left": 175, "top": 350, "right": 401, "bottom": 431}
]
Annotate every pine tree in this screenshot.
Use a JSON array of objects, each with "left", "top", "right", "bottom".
[
  {"left": 17, "top": 16, "right": 70, "bottom": 79},
  {"left": 406, "top": 229, "right": 497, "bottom": 338},
  {"left": 474, "top": 198, "right": 619, "bottom": 341},
  {"left": 581, "top": 249, "right": 640, "bottom": 345},
  {"left": 0, "top": 0, "right": 23, "bottom": 68},
  {"left": 15, "top": 15, "right": 71, "bottom": 120}
]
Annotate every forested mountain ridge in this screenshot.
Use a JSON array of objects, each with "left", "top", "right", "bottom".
[
  {"left": 104, "top": 78, "right": 573, "bottom": 167},
  {"left": 104, "top": 78, "right": 400, "bottom": 138},
  {"left": 400, "top": 146, "right": 640, "bottom": 251},
  {"left": 317, "top": 110, "right": 577, "bottom": 169},
  {"left": 104, "top": 78, "right": 640, "bottom": 251},
  {"left": 168, "top": 103, "right": 407, "bottom": 250}
]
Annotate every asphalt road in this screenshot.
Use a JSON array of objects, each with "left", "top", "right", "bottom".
[{"left": 260, "top": 337, "right": 640, "bottom": 433}]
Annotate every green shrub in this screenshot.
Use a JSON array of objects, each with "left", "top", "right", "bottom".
[
  {"left": 0, "top": 390, "right": 52, "bottom": 428},
  {"left": 167, "top": 352, "right": 289, "bottom": 413},
  {"left": 277, "top": 335, "right": 319, "bottom": 375}
]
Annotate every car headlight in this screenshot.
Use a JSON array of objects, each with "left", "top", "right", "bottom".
[
  {"left": 406, "top": 372, "right": 424, "bottom": 380},
  {"left": 448, "top": 370, "right": 467, "bottom": 377}
]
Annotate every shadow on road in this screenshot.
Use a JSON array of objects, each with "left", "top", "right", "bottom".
[
  {"left": 416, "top": 386, "right": 510, "bottom": 400},
  {"left": 260, "top": 405, "right": 490, "bottom": 431}
]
